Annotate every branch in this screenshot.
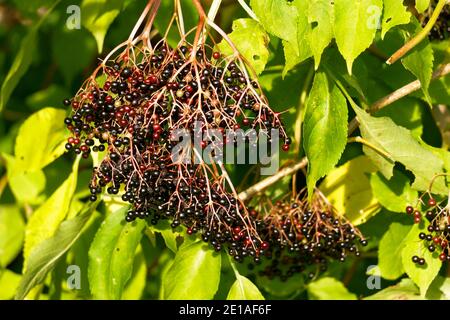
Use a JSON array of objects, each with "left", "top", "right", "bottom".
[
  {"left": 386, "top": 0, "right": 448, "bottom": 65},
  {"left": 239, "top": 62, "right": 450, "bottom": 202}
]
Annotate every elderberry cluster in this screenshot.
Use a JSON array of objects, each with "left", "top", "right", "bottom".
[
  {"left": 64, "top": 39, "right": 289, "bottom": 260},
  {"left": 421, "top": 0, "right": 450, "bottom": 41},
  {"left": 244, "top": 190, "right": 367, "bottom": 280},
  {"left": 406, "top": 195, "right": 450, "bottom": 265}
]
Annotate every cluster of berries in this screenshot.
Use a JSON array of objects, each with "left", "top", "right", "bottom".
[
  {"left": 406, "top": 195, "right": 450, "bottom": 266},
  {"left": 64, "top": 39, "right": 291, "bottom": 265},
  {"left": 244, "top": 189, "right": 367, "bottom": 280}
]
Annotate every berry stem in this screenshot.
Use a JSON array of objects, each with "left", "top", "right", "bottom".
[
  {"left": 386, "top": 0, "right": 448, "bottom": 65},
  {"left": 237, "top": 0, "right": 259, "bottom": 21}
]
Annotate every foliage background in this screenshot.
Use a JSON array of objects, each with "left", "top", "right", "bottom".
[{"left": 0, "top": 0, "right": 449, "bottom": 300}]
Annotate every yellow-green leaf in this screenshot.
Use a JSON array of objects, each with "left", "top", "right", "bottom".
[
  {"left": 334, "top": 0, "right": 383, "bottom": 74},
  {"left": 23, "top": 158, "right": 80, "bottom": 269},
  {"left": 320, "top": 156, "right": 379, "bottom": 225},
  {"left": 162, "top": 241, "right": 221, "bottom": 300},
  {"left": 0, "top": 205, "right": 25, "bottom": 268},
  {"left": 218, "top": 19, "right": 269, "bottom": 75},
  {"left": 81, "top": 0, "right": 125, "bottom": 53},
  {"left": 227, "top": 275, "right": 265, "bottom": 300}
]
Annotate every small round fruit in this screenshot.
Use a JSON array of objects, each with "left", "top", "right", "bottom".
[
  {"left": 406, "top": 206, "right": 414, "bottom": 214},
  {"left": 428, "top": 198, "right": 436, "bottom": 206}
]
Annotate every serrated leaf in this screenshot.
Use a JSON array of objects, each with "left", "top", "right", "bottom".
[
  {"left": 0, "top": 1, "right": 58, "bottom": 112},
  {"left": 307, "top": 0, "right": 334, "bottom": 69},
  {"left": 401, "top": 222, "right": 442, "bottom": 296},
  {"left": 23, "top": 158, "right": 80, "bottom": 268},
  {"left": 378, "top": 222, "right": 411, "bottom": 280},
  {"left": 227, "top": 275, "right": 265, "bottom": 300},
  {"left": 364, "top": 278, "right": 422, "bottom": 300},
  {"left": 401, "top": 22, "right": 434, "bottom": 104},
  {"left": 88, "top": 206, "right": 145, "bottom": 300},
  {"left": 415, "top": 0, "right": 431, "bottom": 13},
  {"left": 352, "top": 104, "right": 446, "bottom": 194},
  {"left": 162, "top": 241, "right": 221, "bottom": 299},
  {"left": 218, "top": 19, "right": 269, "bottom": 75},
  {"left": 0, "top": 205, "right": 25, "bottom": 268},
  {"left": 15, "top": 206, "right": 92, "bottom": 300},
  {"left": 303, "top": 72, "right": 348, "bottom": 200},
  {"left": 320, "top": 156, "right": 379, "bottom": 225},
  {"left": 381, "top": 0, "right": 411, "bottom": 39},
  {"left": 81, "top": 0, "right": 125, "bottom": 53},
  {"left": 334, "top": 0, "right": 383, "bottom": 74},
  {"left": 250, "top": 0, "right": 299, "bottom": 53},
  {"left": 307, "top": 277, "right": 357, "bottom": 300},
  {"left": 15, "top": 107, "right": 67, "bottom": 172},
  {"left": 370, "top": 170, "right": 417, "bottom": 213},
  {"left": 282, "top": 0, "right": 312, "bottom": 75}
]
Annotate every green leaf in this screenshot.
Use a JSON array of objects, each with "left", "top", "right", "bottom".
[
  {"left": 149, "top": 220, "right": 182, "bottom": 253},
  {"left": 15, "top": 206, "right": 92, "bottom": 300},
  {"left": 162, "top": 241, "right": 221, "bottom": 300},
  {"left": 122, "top": 247, "right": 146, "bottom": 300},
  {"left": 52, "top": 29, "right": 96, "bottom": 85},
  {"left": 401, "top": 222, "right": 442, "bottom": 296},
  {"left": 303, "top": 72, "right": 348, "bottom": 200},
  {"left": 415, "top": 0, "right": 431, "bottom": 13},
  {"left": 23, "top": 158, "right": 80, "bottom": 268},
  {"left": 307, "top": 0, "right": 334, "bottom": 69},
  {"left": 282, "top": 40, "right": 312, "bottom": 76},
  {"left": 370, "top": 170, "right": 417, "bottom": 213},
  {"left": 401, "top": 22, "right": 434, "bottom": 104},
  {"left": 352, "top": 104, "right": 446, "bottom": 194},
  {"left": 15, "top": 107, "right": 67, "bottom": 172},
  {"left": 7, "top": 166, "right": 46, "bottom": 204},
  {"left": 0, "top": 1, "right": 58, "bottom": 112},
  {"left": 0, "top": 270, "right": 21, "bottom": 300},
  {"left": 81, "top": 0, "right": 125, "bottom": 53},
  {"left": 320, "top": 156, "right": 380, "bottom": 225},
  {"left": 227, "top": 275, "right": 265, "bottom": 300},
  {"left": 334, "top": 0, "right": 383, "bottom": 74},
  {"left": 364, "top": 278, "right": 422, "bottom": 300},
  {"left": 307, "top": 277, "right": 357, "bottom": 300},
  {"left": 250, "top": 0, "right": 299, "bottom": 53},
  {"left": 282, "top": 0, "right": 312, "bottom": 75},
  {"left": 218, "top": 19, "right": 269, "bottom": 75},
  {"left": 0, "top": 205, "right": 25, "bottom": 268},
  {"left": 381, "top": 0, "right": 411, "bottom": 39},
  {"left": 378, "top": 222, "right": 411, "bottom": 280},
  {"left": 88, "top": 206, "right": 145, "bottom": 300}
]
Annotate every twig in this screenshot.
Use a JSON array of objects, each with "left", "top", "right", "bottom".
[
  {"left": 239, "top": 62, "right": 450, "bottom": 201},
  {"left": 371, "top": 62, "right": 450, "bottom": 112},
  {"left": 386, "top": 0, "right": 448, "bottom": 65},
  {"left": 238, "top": 158, "right": 308, "bottom": 201}
]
